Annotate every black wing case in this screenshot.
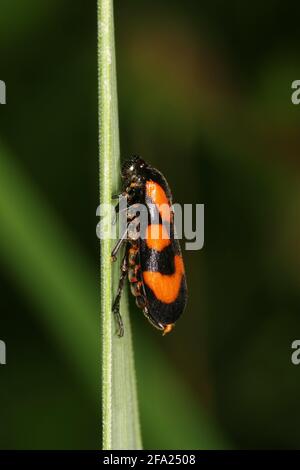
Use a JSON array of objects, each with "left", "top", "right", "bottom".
[{"left": 139, "top": 239, "right": 187, "bottom": 325}]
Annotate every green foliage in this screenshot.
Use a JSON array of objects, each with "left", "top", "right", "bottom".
[{"left": 2, "top": 0, "right": 299, "bottom": 451}]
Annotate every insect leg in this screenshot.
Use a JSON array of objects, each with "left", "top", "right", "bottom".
[
  {"left": 112, "top": 245, "right": 128, "bottom": 337},
  {"left": 112, "top": 205, "right": 131, "bottom": 225},
  {"left": 111, "top": 225, "right": 129, "bottom": 261},
  {"left": 112, "top": 196, "right": 121, "bottom": 225},
  {"left": 111, "top": 213, "right": 139, "bottom": 261},
  {"left": 112, "top": 192, "right": 128, "bottom": 224}
]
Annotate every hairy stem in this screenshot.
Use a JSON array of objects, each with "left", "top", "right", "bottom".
[{"left": 98, "top": 0, "right": 142, "bottom": 450}]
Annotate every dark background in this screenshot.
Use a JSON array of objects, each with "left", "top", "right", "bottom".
[{"left": 0, "top": 0, "right": 300, "bottom": 449}]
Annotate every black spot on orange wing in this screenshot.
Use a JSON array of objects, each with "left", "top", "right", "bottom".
[
  {"left": 143, "top": 272, "right": 187, "bottom": 325},
  {"left": 140, "top": 238, "right": 187, "bottom": 325}
]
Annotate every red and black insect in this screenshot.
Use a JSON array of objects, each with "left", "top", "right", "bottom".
[{"left": 112, "top": 156, "right": 187, "bottom": 336}]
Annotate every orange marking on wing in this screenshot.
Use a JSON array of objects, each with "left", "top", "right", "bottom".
[
  {"left": 143, "top": 255, "right": 184, "bottom": 303},
  {"left": 146, "top": 181, "right": 171, "bottom": 222},
  {"left": 162, "top": 323, "right": 175, "bottom": 335},
  {"left": 146, "top": 224, "right": 171, "bottom": 251}
]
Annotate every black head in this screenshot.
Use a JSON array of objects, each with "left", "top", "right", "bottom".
[{"left": 121, "top": 156, "right": 147, "bottom": 182}]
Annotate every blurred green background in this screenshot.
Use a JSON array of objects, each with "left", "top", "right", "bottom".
[{"left": 1, "top": 0, "right": 300, "bottom": 450}]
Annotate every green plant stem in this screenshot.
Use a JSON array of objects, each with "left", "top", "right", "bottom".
[
  {"left": 98, "top": 0, "right": 142, "bottom": 450},
  {"left": 98, "top": 0, "right": 113, "bottom": 449}
]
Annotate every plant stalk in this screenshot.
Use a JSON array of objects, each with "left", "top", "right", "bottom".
[{"left": 98, "top": 0, "right": 142, "bottom": 450}]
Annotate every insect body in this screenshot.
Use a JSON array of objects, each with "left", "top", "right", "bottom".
[{"left": 112, "top": 156, "right": 187, "bottom": 336}]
